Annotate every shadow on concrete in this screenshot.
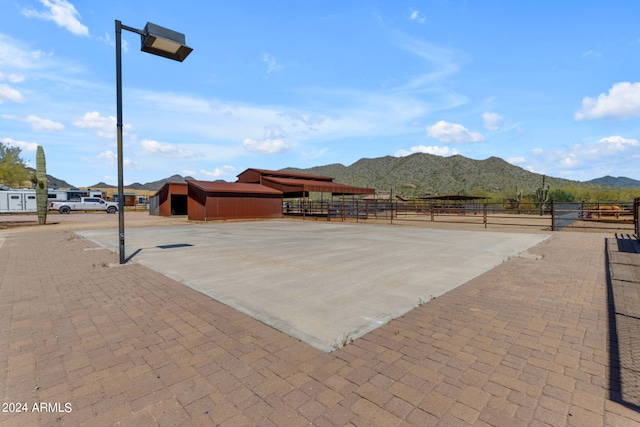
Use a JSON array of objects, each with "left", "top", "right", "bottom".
[
  {"left": 125, "top": 248, "right": 143, "bottom": 263},
  {"left": 607, "top": 234, "right": 640, "bottom": 412}
]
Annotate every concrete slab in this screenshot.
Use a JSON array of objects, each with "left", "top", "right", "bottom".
[{"left": 77, "top": 220, "right": 549, "bottom": 352}]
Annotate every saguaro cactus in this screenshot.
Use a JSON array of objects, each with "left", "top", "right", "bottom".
[
  {"left": 35, "top": 145, "right": 47, "bottom": 225},
  {"left": 515, "top": 185, "right": 522, "bottom": 214},
  {"left": 534, "top": 175, "right": 549, "bottom": 216}
]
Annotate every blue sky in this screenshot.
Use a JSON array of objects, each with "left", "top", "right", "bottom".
[{"left": 1, "top": 1, "right": 640, "bottom": 187}]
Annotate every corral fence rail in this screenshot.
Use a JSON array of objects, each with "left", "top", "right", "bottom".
[{"left": 284, "top": 199, "right": 638, "bottom": 232}]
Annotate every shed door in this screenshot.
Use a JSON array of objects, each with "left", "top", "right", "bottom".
[
  {"left": 25, "top": 195, "right": 37, "bottom": 211},
  {"left": 8, "top": 194, "right": 23, "bottom": 211},
  {"left": 171, "top": 194, "right": 188, "bottom": 215}
]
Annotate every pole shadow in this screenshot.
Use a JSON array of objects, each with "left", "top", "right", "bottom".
[{"left": 606, "top": 236, "right": 640, "bottom": 412}]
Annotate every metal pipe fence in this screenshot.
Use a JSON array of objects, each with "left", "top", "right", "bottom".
[{"left": 283, "top": 199, "right": 638, "bottom": 233}]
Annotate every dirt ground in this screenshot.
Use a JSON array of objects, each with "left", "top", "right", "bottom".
[{"left": 0, "top": 211, "right": 190, "bottom": 232}]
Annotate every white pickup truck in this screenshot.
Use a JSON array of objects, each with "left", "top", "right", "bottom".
[{"left": 49, "top": 197, "right": 119, "bottom": 214}]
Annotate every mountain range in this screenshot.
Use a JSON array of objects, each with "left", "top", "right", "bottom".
[
  {"left": 63, "top": 153, "right": 639, "bottom": 194},
  {"left": 87, "top": 174, "right": 194, "bottom": 191},
  {"left": 282, "top": 153, "right": 638, "bottom": 196},
  {"left": 585, "top": 175, "right": 640, "bottom": 188}
]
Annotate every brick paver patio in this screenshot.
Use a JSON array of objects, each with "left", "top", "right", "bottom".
[{"left": 1, "top": 220, "right": 640, "bottom": 426}]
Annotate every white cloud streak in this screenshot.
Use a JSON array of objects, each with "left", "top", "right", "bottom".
[
  {"left": 2, "top": 114, "right": 64, "bottom": 131},
  {"left": 0, "top": 137, "right": 39, "bottom": 152},
  {"left": 199, "top": 165, "right": 236, "bottom": 178},
  {"left": 97, "top": 150, "right": 135, "bottom": 167},
  {"left": 139, "top": 139, "right": 195, "bottom": 159},
  {"left": 482, "top": 112, "right": 504, "bottom": 130},
  {"left": 25, "top": 115, "right": 65, "bottom": 132},
  {"left": 521, "top": 135, "right": 640, "bottom": 179},
  {"left": 22, "top": 0, "right": 89, "bottom": 37},
  {"left": 409, "top": 9, "right": 426, "bottom": 24},
  {"left": 243, "top": 127, "right": 291, "bottom": 154},
  {"left": 262, "top": 53, "right": 283, "bottom": 75},
  {"left": 395, "top": 145, "right": 459, "bottom": 157},
  {"left": 73, "top": 111, "right": 131, "bottom": 139},
  {"left": 0, "top": 72, "right": 25, "bottom": 83},
  {"left": 0, "top": 84, "right": 24, "bottom": 103}
]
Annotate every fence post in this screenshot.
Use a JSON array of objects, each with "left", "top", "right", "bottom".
[
  {"left": 551, "top": 200, "right": 555, "bottom": 231},
  {"left": 430, "top": 201, "right": 434, "bottom": 222},
  {"left": 633, "top": 198, "right": 640, "bottom": 239},
  {"left": 389, "top": 202, "right": 393, "bottom": 224}
]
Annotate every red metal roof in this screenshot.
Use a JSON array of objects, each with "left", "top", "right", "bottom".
[
  {"left": 261, "top": 176, "right": 375, "bottom": 195},
  {"left": 186, "top": 180, "right": 283, "bottom": 195},
  {"left": 237, "top": 168, "right": 334, "bottom": 182}
]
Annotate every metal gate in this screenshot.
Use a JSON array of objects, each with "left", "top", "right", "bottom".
[{"left": 552, "top": 201, "right": 636, "bottom": 232}]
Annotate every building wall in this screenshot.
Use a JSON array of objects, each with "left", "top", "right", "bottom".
[
  {"left": 157, "top": 183, "right": 188, "bottom": 216},
  {"left": 187, "top": 188, "right": 282, "bottom": 220},
  {"left": 236, "top": 170, "right": 262, "bottom": 184}
]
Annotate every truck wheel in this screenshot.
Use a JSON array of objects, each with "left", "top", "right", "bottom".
[
  {"left": 59, "top": 206, "right": 71, "bottom": 214},
  {"left": 106, "top": 206, "right": 117, "bottom": 214}
]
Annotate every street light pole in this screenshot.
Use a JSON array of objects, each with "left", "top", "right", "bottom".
[
  {"left": 115, "top": 20, "right": 126, "bottom": 265},
  {"left": 114, "top": 19, "right": 192, "bottom": 264}
]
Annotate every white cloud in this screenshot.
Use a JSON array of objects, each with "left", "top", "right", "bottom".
[
  {"left": 262, "top": 53, "right": 283, "bottom": 75},
  {"left": 0, "top": 72, "right": 25, "bottom": 83},
  {"left": 409, "top": 9, "right": 426, "bottom": 24},
  {"left": 25, "top": 115, "right": 64, "bottom": 132},
  {"left": 199, "top": 165, "right": 236, "bottom": 178},
  {"left": 575, "top": 82, "right": 640, "bottom": 120},
  {"left": 522, "top": 135, "right": 640, "bottom": 179},
  {"left": 425, "top": 120, "right": 484, "bottom": 143},
  {"left": 73, "top": 111, "right": 130, "bottom": 139},
  {"left": 22, "top": 0, "right": 89, "bottom": 37},
  {"left": 582, "top": 49, "right": 601, "bottom": 58},
  {"left": 243, "top": 127, "right": 291, "bottom": 154},
  {"left": 0, "top": 84, "right": 24, "bottom": 103},
  {"left": 395, "top": 145, "right": 459, "bottom": 157},
  {"left": 97, "top": 150, "right": 134, "bottom": 167},
  {"left": 2, "top": 114, "right": 64, "bottom": 132},
  {"left": 507, "top": 156, "right": 526, "bottom": 164},
  {"left": 395, "top": 38, "right": 461, "bottom": 88},
  {"left": 243, "top": 138, "right": 290, "bottom": 154},
  {"left": 482, "top": 112, "right": 504, "bottom": 130},
  {"left": 139, "top": 139, "right": 194, "bottom": 159},
  {"left": 597, "top": 135, "right": 639, "bottom": 151},
  {"left": 0, "top": 137, "right": 39, "bottom": 152}
]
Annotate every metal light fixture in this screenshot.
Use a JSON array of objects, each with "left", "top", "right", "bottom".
[
  {"left": 115, "top": 20, "right": 192, "bottom": 264},
  {"left": 141, "top": 22, "right": 193, "bottom": 62}
]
